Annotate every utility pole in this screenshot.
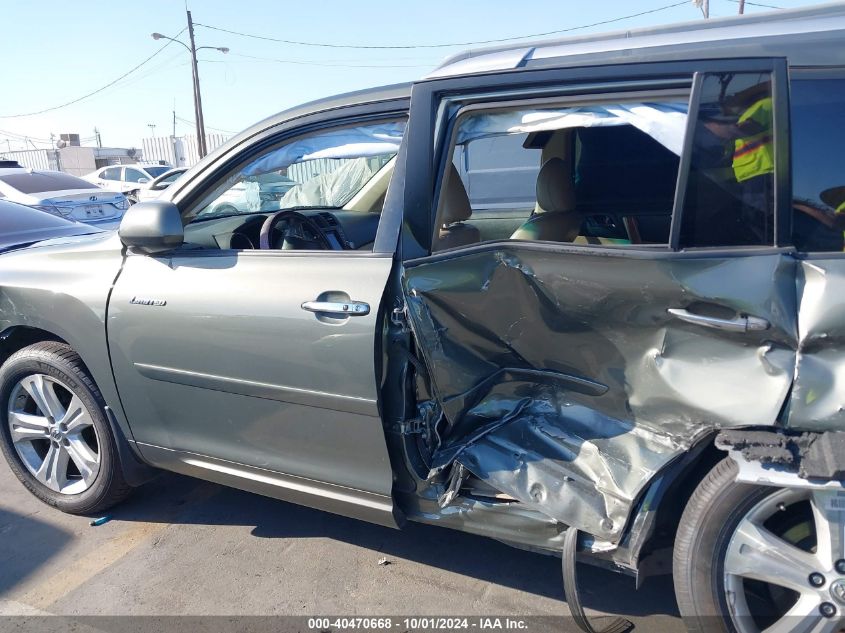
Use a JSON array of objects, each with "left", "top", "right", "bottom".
[
  {"left": 147, "top": 123, "right": 157, "bottom": 137},
  {"left": 94, "top": 127, "right": 102, "bottom": 148},
  {"left": 151, "top": 19, "right": 227, "bottom": 160},
  {"left": 703, "top": 0, "right": 709, "bottom": 18},
  {"left": 738, "top": 0, "right": 746, "bottom": 14},
  {"left": 186, "top": 10, "right": 207, "bottom": 158}
]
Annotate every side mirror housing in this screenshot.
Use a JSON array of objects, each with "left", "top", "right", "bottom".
[
  {"left": 138, "top": 178, "right": 150, "bottom": 184},
  {"left": 118, "top": 200, "right": 183, "bottom": 254}
]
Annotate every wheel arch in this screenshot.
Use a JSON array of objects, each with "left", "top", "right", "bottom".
[
  {"left": 0, "top": 325, "right": 68, "bottom": 366},
  {"left": 613, "top": 431, "right": 727, "bottom": 583},
  {"left": 0, "top": 325, "right": 157, "bottom": 487}
]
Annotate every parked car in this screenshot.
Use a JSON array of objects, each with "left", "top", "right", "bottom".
[
  {"left": 83, "top": 163, "right": 173, "bottom": 203},
  {"left": 136, "top": 168, "right": 187, "bottom": 202},
  {"left": 0, "top": 198, "right": 103, "bottom": 253},
  {"left": 0, "top": 167, "right": 128, "bottom": 228},
  {"left": 1, "top": 6, "right": 845, "bottom": 632},
  {"left": 197, "top": 174, "right": 298, "bottom": 217}
]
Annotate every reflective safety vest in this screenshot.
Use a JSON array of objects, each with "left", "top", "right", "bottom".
[{"left": 732, "top": 97, "right": 774, "bottom": 183}]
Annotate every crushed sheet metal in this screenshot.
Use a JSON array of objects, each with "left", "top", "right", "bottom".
[
  {"left": 787, "top": 259, "right": 845, "bottom": 431},
  {"left": 403, "top": 246, "right": 797, "bottom": 541}
]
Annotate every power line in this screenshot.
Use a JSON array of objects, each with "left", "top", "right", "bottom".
[
  {"left": 725, "top": 0, "right": 782, "bottom": 8},
  {"left": 194, "top": 1, "right": 690, "bottom": 50},
  {"left": 0, "top": 128, "right": 54, "bottom": 144},
  {"left": 225, "top": 52, "right": 434, "bottom": 69},
  {"left": 0, "top": 28, "right": 187, "bottom": 119},
  {"left": 174, "top": 114, "right": 235, "bottom": 135}
]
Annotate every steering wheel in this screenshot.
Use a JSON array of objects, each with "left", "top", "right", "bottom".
[{"left": 259, "top": 210, "right": 334, "bottom": 250}]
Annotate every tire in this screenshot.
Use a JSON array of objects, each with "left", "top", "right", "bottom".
[
  {"left": 0, "top": 342, "right": 132, "bottom": 514},
  {"left": 674, "top": 457, "right": 844, "bottom": 633}
]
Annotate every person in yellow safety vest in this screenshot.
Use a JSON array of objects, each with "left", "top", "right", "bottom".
[{"left": 732, "top": 95, "right": 774, "bottom": 184}]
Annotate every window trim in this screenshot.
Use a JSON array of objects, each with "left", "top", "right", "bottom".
[
  {"left": 671, "top": 61, "right": 790, "bottom": 250},
  {"left": 401, "top": 58, "right": 791, "bottom": 259},
  {"left": 181, "top": 114, "right": 405, "bottom": 223},
  {"left": 162, "top": 110, "right": 408, "bottom": 258}
]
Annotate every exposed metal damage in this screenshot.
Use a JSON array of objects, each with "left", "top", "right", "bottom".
[{"left": 399, "top": 245, "right": 845, "bottom": 545}]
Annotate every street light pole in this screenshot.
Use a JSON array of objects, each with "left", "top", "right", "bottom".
[
  {"left": 150, "top": 21, "right": 228, "bottom": 160},
  {"left": 186, "top": 10, "right": 207, "bottom": 158}
]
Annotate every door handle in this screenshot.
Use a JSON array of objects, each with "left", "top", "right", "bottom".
[
  {"left": 667, "top": 308, "right": 769, "bottom": 333},
  {"left": 301, "top": 300, "right": 370, "bottom": 316}
]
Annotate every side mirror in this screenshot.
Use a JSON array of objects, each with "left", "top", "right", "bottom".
[
  {"left": 118, "top": 200, "right": 183, "bottom": 254},
  {"left": 138, "top": 178, "right": 150, "bottom": 184}
]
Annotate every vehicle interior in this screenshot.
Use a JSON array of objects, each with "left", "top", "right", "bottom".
[
  {"left": 431, "top": 101, "right": 689, "bottom": 252},
  {"left": 182, "top": 120, "right": 404, "bottom": 252}
]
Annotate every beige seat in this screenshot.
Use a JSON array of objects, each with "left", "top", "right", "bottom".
[
  {"left": 510, "top": 158, "right": 582, "bottom": 242},
  {"left": 435, "top": 165, "right": 480, "bottom": 251},
  {"left": 511, "top": 158, "right": 632, "bottom": 245}
]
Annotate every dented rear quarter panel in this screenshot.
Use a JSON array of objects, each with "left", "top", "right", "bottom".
[
  {"left": 788, "top": 256, "right": 845, "bottom": 431},
  {"left": 403, "top": 243, "right": 799, "bottom": 541}
]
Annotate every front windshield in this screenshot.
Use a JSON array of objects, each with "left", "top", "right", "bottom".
[{"left": 192, "top": 120, "right": 405, "bottom": 220}]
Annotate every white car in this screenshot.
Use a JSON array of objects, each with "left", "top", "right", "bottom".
[
  {"left": 136, "top": 167, "right": 187, "bottom": 202},
  {"left": 199, "top": 175, "right": 297, "bottom": 218},
  {"left": 84, "top": 163, "right": 173, "bottom": 202},
  {"left": 0, "top": 167, "right": 128, "bottom": 228}
]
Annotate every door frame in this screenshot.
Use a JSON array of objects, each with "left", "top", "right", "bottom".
[{"left": 397, "top": 57, "right": 791, "bottom": 258}]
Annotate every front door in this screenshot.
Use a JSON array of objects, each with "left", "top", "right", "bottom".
[
  {"left": 397, "top": 60, "right": 798, "bottom": 541},
  {"left": 109, "top": 104, "right": 407, "bottom": 526}
]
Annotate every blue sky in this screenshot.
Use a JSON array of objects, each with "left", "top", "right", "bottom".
[{"left": 0, "top": 0, "right": 824, "bottom": 150}]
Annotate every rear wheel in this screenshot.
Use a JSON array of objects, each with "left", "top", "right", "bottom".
[
  {"left": 0, "top": 342, "right": 132, "bottom": 514},
  {"left": 674, "top": 458, "right": 845, "bottom": 633}
]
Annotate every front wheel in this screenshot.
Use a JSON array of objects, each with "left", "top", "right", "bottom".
[
  {"left": 674, "top": 458, "right": 845, "bottom": 633},
  {"left": 0, "top": 342, "right": 132, "bottom": 514}
]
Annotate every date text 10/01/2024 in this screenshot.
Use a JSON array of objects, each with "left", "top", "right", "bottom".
[{"left": 307, "top": 618, "right": 531, "bottom": 630}]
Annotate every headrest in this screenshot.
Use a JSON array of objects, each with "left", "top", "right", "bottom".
[
  {"left": 441, "top": 164, "right": 472, "bottom": 225},
  {"left": 536, "top": 157, "right": 575, "bottom": 213}
]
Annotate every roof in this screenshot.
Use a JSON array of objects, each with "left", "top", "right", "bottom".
[{"left": 428, "top": 3, "right": 845, "bottom": 79}]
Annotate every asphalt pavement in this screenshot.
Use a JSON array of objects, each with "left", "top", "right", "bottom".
[{"left": 0, "top": 457, "right": 684, "bottom": 632}]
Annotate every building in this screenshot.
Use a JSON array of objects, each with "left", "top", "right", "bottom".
[{"left": 0, "top": 145, "right": 145, "bottom": 176}]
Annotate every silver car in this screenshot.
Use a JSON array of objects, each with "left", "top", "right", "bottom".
[
  {"left": 2, "top": 6, "right": 845, "bottom": 632},
  {"left": 0, "top": 167, "right": 128, "bottom": 228}
]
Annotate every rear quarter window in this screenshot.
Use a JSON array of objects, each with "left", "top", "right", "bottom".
[{"left": 790, "top": 76, "right": 845, "bottom": 252}]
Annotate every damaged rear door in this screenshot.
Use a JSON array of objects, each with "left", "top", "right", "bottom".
[{"left": 397, "top": 59, "right": 798, "bottom": 542}]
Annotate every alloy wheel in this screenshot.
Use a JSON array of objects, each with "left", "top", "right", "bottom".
[
  {"left": 724, "top": 487, "right": 845, "bottom": 633},
  {"left": 6, "top": 373, "right": 100, "bottom": 495}
]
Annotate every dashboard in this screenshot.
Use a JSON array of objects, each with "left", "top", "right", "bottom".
[{"left": 183, "top": 209, "right": 381, "bottom": 251}]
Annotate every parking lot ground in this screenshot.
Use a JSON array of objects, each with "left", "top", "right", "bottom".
[{"left": 0, "top": 458, "right": 683, "bottom": 632}]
